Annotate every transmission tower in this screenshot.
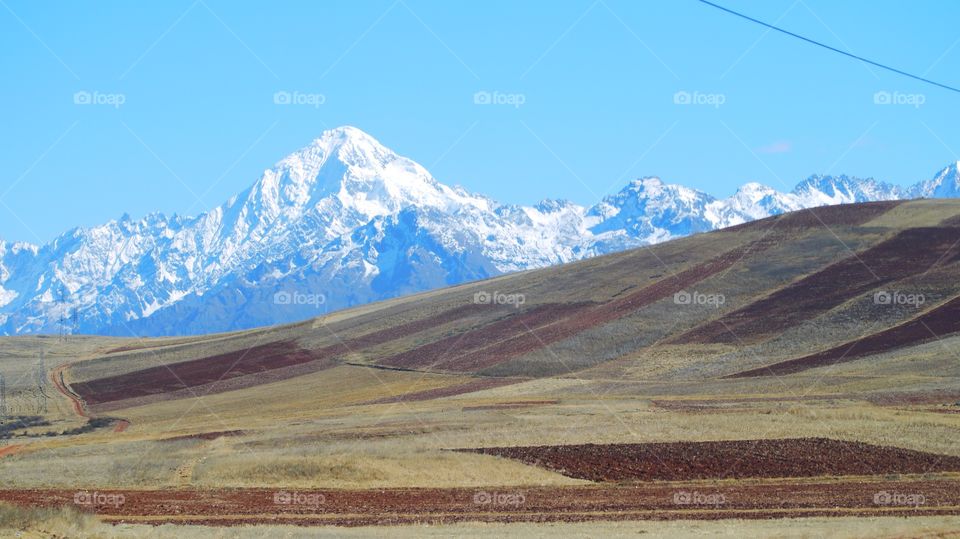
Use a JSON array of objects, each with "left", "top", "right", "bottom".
[
  {"left": 57, "top": 291, "right": 67, "bottom": 342},
  {"left": 34, "top": 352, "right": 48, "bottom": 414},
  {"left": 0, "top": 373, "right": 6, "bottom": 419}
]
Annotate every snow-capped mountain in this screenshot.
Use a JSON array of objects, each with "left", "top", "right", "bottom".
[
  {"left": 912, "top": 161, "right": 960, "bottom": 198},
  {"left": 0, "top": 126, "right": 951, "bottom": 336}
]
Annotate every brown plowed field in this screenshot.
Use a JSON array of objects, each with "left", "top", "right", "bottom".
[
  {"left": 381, "top": 235, "right": 784, "bottom": 373},
  {"left": 71, "top": 342, "right": 324, "bottom": 406},
  {"left": 461, "top": 438, "right": 960, "bottom": 482},
  {"left": 673, "top": 227, "right": 960, "bottom": 345},
  {"left": 379, "top": 303, "right": 596, "bottom": 370},
  {"left": 730, "top": 295, "right": 960, "bottom": 378},
  {"left": 2, "top": 479, "right": 959, "bottom": 526},
  {"left": 71, "top": 304, "right": 504, "bottom": 410},
  {"left": 159, "top": 430, "right": 245, "bottom": 442},
  {"left": 361, "top": 377, "right": 523, "bottom": 405}
]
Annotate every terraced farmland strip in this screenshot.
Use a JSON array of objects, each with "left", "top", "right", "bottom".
[
  {"left": 379, "top": 303, "right": 595, "bottom": 370},
  {"left": 4, "top": 478, "right": 960, "bottom": 526},
  {"left": 72, "top": 342, "right": 327, "bottom": 406},
  {"left": 672, "top": 227, "right": 960, "bottom": 345},
  {"left": 460, "top": 438, "right": 960, "bottom": 482},
  {"left": 361, "top": 378, "right": 523, "bottom": 404},
  {"left": 729, "top": 295, "right": 960, "bottom": 377},
  {"left": 380, "top": 236, "right": 784, "bottom": 372},
  {"left": 72, "top": 304, "right": 499, "bottom": 408}
]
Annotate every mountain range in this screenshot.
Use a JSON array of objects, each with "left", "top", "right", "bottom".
[{"left": 2, "top": 126, "right": 958, "bottom": 336}]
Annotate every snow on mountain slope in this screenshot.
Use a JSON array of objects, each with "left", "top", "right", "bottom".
[
  {"left": 0, "top": 126, "right": 952, "bottom": 336},
  {"left": 913, "top": 161, "right": 960, "bottom": 198}
]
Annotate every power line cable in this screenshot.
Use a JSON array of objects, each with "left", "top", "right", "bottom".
[{"left": 696, "top": 0, "right": 960, "bottom": 94}]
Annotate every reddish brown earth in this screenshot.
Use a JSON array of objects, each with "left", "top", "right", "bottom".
[
  {"left": 71, "top": 342, "right": 321, "bottom": 406},
  {"left": 361, "top": 378, "right": 523, "bottom": 405},
  {"left": 159, "top": 430, "right": 245, "bottom": 443},
  {"left": 461, "top": 400, "right": 559, "bottom": 411},
  {"left": 2, "top": 479, "right": 959, "bottom": 526},
  {"left": 70, "top": 304, "right": 506, "bottom": 411},
  {"left": 379, "top": 303, "right": 596, "bottom": 371},
  {"left": 730, "top": 295, "right": 960, "bottom": 378},
  {"left": 380, "top": 235, "right": 786, "bottom": 373},
  {"left": 0, "top": 445, "right": 24, "bottom": 459},
  {"left": 460, "top": 439, "right": 960, "bottom": 482},
  {"left": 51, "top": 363, "right": 88, "bottom": 419},
  {"left": 673, "top": 227, "right": 960, "bottom": 345}
]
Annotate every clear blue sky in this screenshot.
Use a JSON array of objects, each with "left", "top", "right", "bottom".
[{"left": 2, "top": 0, "right": 959, "bottom": 243}]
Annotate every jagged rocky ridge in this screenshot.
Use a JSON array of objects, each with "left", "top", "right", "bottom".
[{"left": 2, "top": 126, "right": 958, "bottom": 336}]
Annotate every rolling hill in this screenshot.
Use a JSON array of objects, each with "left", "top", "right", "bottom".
[{"left": 2, "top": 198, "right": 960, "bottom": 532}]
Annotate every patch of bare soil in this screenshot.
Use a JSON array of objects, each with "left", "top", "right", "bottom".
[
  {"left": 460, "top": 438, "right": 960, "bottom": 482},
  {"left": 674, "top": 227, "right": 960, "bottom": 345},
  {"left": 2, "top": 478, "right": 959, "bottom": 526},
  {"left": 730, "top": 295, "right": 960, "bottom": 377}
]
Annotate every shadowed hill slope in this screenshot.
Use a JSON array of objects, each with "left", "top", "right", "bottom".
[{"left": 57, "top": 199, "right": 960, "bottom": 413}]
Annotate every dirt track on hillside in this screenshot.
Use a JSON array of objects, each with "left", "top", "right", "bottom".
[{"left": 51, "top": 363, "right": 88, "bottom": 419}]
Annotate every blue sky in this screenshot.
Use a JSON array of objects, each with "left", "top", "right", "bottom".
[{"left": 1, "top": 0, "right": 958, "bottom": 242}]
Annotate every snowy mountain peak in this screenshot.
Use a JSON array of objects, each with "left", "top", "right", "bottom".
[
  {"left": 1, "top": 127, "right": 957, "bottom": 337},
  {"left": 918, "top": 161, "right": 960, "bottom": 198}
]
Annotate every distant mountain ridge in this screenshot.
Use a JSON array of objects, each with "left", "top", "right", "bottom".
[{"left": 1, "top": 126, "right": 957, "bottom": 336}]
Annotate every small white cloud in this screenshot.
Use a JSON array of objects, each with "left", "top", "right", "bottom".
[{"left": 756, "top": 140, "right": 792, "bottom": 154}]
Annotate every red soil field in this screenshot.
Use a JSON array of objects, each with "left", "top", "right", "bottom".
[
  {"left": 159, "top": 430, "right": 245, "bottom": 442},
  {"left": 673, "top": 227, "right": 960, "bottom": 345},
  {"left": 730, "top": 295, "right": 960, "bottom": 378},
  {"left": 380, "top": 235, "right": 786, "bottom": 373},
  {"left": 361, "top": 378, "right": 522, "bottom": 405},
  {"left": 461, "top": 438, "right": 960, "bottom": 482},
  {"left": 379, "top": 303, "right": 595, "bottom": 371},
  {"left": 2, "top": 478, "right": 959, "bottom": 526},
  {"left": 72, "top": 303, "right": 502, "bottom": 410},
  {"left": 71, "top": 342, "right": 321, "bottom": 406},
  {"left": 461, "top": 400, "right": 558, "bottom": 411}
]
